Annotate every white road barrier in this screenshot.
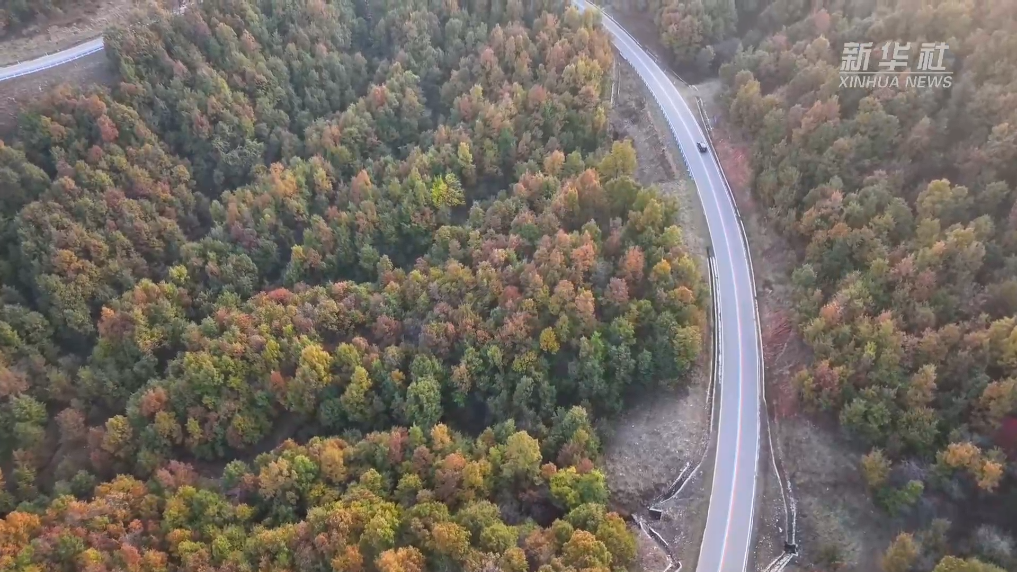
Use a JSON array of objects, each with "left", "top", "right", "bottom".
[
  {"left": 574, "top": 2, "right": 769, "bottom": 571},
  {"left": 0, "top": 37, "right": 105, "bottom": 83}
]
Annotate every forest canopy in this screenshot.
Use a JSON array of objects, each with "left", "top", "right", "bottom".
[
  {"left": 718, "top": 0, "right": 1017, "bottom": 496},
  {"left": 705, "top": 0, "right": 1017, "bottom": 568},
  {"left": 0, "top": 0, "right": 708, "bottom": 567}
]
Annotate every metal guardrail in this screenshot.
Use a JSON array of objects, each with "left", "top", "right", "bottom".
[
  {"left": 638, "top": 250, "right": 720, "bottom": 572},
  {"left": 693, "top": 88, "right": 798, "bottom": 558},
  {"left": 0, "top": 42, "right": 105, "bottom": 82},
  {"left": 604, "top": 4, "right": 799, "bottom": 557}
]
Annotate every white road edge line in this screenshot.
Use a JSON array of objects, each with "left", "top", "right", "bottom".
[
  {"left": 576, "top": 3, "right": 761, "bottom": 571},
  {"left": 599, "top": 14, "right": 747, "bottom": 572}
]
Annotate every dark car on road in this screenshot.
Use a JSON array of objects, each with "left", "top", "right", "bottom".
[{"left": 697, "top": 141, "right": 708, "bottom": 153}]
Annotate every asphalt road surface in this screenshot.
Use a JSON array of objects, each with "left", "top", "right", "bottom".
[
  {"left": 0, "top": 37, "right": 105, "bottom": 82},
  {"left": 573, "top": 2, "right": 763, "bottom": 571},
  {"left": 0, "top": 2, "right": 191, "bottom": 84}
]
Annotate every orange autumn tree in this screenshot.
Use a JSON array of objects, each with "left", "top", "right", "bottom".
[{"left": 1, "top": 426, "right": 635, "bottom": 572}]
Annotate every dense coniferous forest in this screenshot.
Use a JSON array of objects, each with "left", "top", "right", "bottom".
[
  {"left": 716, "top": 0, "right": 1017, "bottom": 569},
  {"left": 10, "top": 0, "right": 1015, "bottom": 567},
  {"left": 0, "top": 0, "right": 710, "bottom": 568},
  {"left": 723, "top": 0, "right": 1017, "bottom": 498}
]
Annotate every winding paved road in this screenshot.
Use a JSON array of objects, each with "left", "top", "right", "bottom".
[
  {"left": 0, "top": 37, "right": 105, "bottom": 82},
  {"left": 2, "top": 6, "right": 763, "bottom": 571},
  {"left": 573, "top": 2, "right": 763, "bottom": 571}
]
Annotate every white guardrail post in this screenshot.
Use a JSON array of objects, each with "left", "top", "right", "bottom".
[
  {"left": 693, "top": 93, "right": 798, "bottom": 557},
  {"left": 0, "top": 41, "right": 105, "bottom": 82},
  {"left": 594, "top": 0, "right": 799, "bottom": 558}
]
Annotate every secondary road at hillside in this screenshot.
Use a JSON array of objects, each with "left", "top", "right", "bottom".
[
  {"left": 0, "top": 2, "right": 192, "bottom": 83},
  {"left": 573, "top": 2, "right": 763, "bottom": 571},
  {"left": 0, "top": 37, "right": 105, "bottom": 82}
]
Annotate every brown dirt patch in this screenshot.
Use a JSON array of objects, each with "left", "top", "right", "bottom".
[
  {"left": 604, "top": 371, "right": 711, "bottom": 513},
  {"left": 609, "top": 67, "right": 676, "bottom": 188},
  {"left": 633, "top": 522, "right": 673, "bottom": 571},
  {"left": 606, "top": 9, "right": 671, "bottom": 65},
  {"left": 600, "top": 4, "right": 708, "bottom": 86},
  {"left": 604, "top": 367, "right": 713, "bottom": 565},
  {"left": 0, "top": 50, "right": 116, "bottom": 137},
  {"left": 609, "top": 59, "right": 712, "bottom": 255},
  {"left": 778, "top": 418, "right": 895, "bottom": 571},
  {"left": 655, "top": 452, "right": 714, "bottom": 571},
  {"left": 0, "top": 0, "right": 137, "bottom": 67},
  {"left": 689, "top": 76, "right": 892, "bottom": 572},
  {"left": 604, "top": 56, "right": 715, "bottom": 572}
]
